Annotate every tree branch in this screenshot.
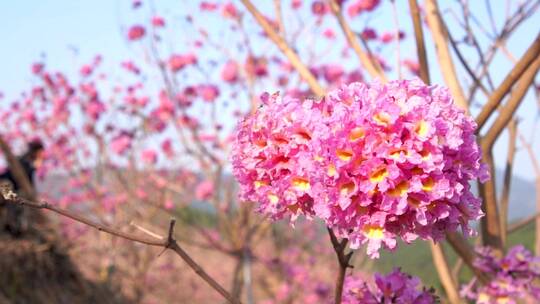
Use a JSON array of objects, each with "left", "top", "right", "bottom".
[
  {"left": 476, "top": 33, "right": 540, "bottom": 130},
  {"left": 0, "top": 135, "right": 36, "bottom": 200},
  {"left": 328, "top": 0, "right": 388, "bottom": 82},
  {"left": 499, "top": 119, "right": 518, "bottom": 248},
  {"left": 327, "top": 228, "right": 353, "bottom": 304},
  {"left": 479, "top": 55, "right": 540, "bottom": 252},
  {"left": 424, "top": 0, "right": 468, "bottom": 112},
  {"left": 408, "top": 0, "right": 430, "bottom": 84},
  {"left": 429, "top": 242, "right": 461, "bottom": 304},
  {"left": 445, "top": 232, "right": 490, "bottom": 284},
  {"left": 2, "top": 196, "right": 241, "bottom": 304},
  {"left": 239, "top": 0, "right": 325, "bottom": 97}
]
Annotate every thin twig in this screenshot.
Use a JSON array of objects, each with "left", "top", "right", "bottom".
[
  {"left": 327, "top": 0, "right": 387, "bottom": 82},
  {"left": 429, "top": 242, "right": 460, "bottom": 304},
  {"left": 2, "top": 196, "right": 241, "bottom": 304},
  {"left": 500, "top": 119, "right": 518, "bottom": 248},
  {"left": 476, "top": 33, "right": 540, "bottom": 130},
  {"left": 239, "top": 0, "right": 325, "bottom": 97},
  {"left": 408, "top": 0, "right": 430, "bottom": 84},
  {"left": 479, "top": 55, "right": 540, "bottom": 252},
  {"left": 424, "top": 0, "right": 468, "bottom": 112}
]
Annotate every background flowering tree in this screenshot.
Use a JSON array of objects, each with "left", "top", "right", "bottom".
[{"left": 0, "top": 0, "right": 539, "bottom": 303}]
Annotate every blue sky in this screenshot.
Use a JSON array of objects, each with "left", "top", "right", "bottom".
[{"left": 0, "top": 0, "right": 538, "bottom": 183}]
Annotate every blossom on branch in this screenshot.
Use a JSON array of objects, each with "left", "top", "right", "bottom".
[
  {"left": 231, "top": 79, "right": 488, "bottom": 258},
  {"left": 342, "top": 268, "right": 437, "bottom": 303},
  {"left": 462, "top": 245, "right": 540, "bottom": 304}
]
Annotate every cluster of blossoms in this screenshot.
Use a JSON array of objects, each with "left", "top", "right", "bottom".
[
  {"left": 341, "top": 268, "right": 437, "bottom": 303},
  {"left": 232, "top": 79, "right": 488, "bottom": 257},
  {"left": 462, "top": 245, "right": 540, "bottom": 303}
]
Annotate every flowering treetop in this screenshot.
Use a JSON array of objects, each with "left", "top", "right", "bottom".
[{"left": 232, "top": 79, "right": 488, "bottom": 258}]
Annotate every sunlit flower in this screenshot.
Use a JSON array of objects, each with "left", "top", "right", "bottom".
[
  {"left": 342, "top": 268, "right": 437, "bottom": 303},
  {"left": 462, "top": 245, "right": 540, "bottom": 303},
  {"left": 232, "top": 79, "right": 487, "bottom": 258}
]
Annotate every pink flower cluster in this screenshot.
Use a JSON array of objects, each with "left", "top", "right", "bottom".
[
  {"left": 342, "top": 269, "right": 437, "bottom": 303},
  {"left": 462, "top": 245, "right": 540, "bottom": 304},
  {"left": 231, "top": 79, "right": 488, "bottom": 258}
]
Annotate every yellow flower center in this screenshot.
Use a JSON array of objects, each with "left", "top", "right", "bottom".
[
  {"left": 336, "top": 149, "right": 353, "bottom": 161},
  {"left": 267, "top": 194, "right": 279, "bottom": 204},
  {"left": 388, "top": 181, "right": 409, "bottom": 197},
  {"left": 291, "top": 177, "right": 310, "bottom": 192},
  {"left": 364, "top": 226, "right": 384, "bottom": 239},
  {"left": 422, "top": 177, "right": 435, "bottom": 192},
  {"left": 254, "top": 180, "right": 268, "bottom": 189},
  {"left": 340, "top": 182, "right": 355, "bottom": 196},
  {"left": 328, "top": 164, "right": 337, "bottom": 177},
  {"left": 370, "top": 167, "right": 388, "bottom": 183},
  {"left": 373, "top": 112, "right": 391, "bottom": 126},
  {"left": 415, "top": 120, "right": 429, "bottom": 137},
  {"left": 349, "top": 127, "right": 365, "bottom": 142}
]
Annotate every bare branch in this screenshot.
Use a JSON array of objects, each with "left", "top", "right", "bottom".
[
  {"left": 424, "top": 0, "right": 468, "bottom": 112},
  {"left": 328, "top": 0, "right": 388, "bottom": 82},
  {"left": 327, "top": 228, "right": 353, "bottom": 304},
  {"left": 239, "top": 0, "right": 325, "bottom": 97},
  {"left": 0, "top": 135, "right": 36, "bottom": 200},
  {"left": 2, "top": 196, "right": 241, "bottom": 304},
  {"left": 445, "top": 232, "right": 490, "bottom": 284},
  {"left": 408, "top": 0, "right": 430, "bottom": 84},
  {"left": 476, "top": 33, "right": 540, "bottom": 130},
  {"left": 500, "top": 119, "right": 518, "bottom": 248},
  {"left": 429, "top": 242, "right": 461, "bottom": 304},
  {"left": 478, "top": 55, "right": 540, "bottom": 252}
]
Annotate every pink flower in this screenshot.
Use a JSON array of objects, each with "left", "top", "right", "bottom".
[
  {"left": 360, "top": 28, "right": 377, "bottom": 40},
  {"left": 462, "top": 245, "right": 540, "bottom": 303},
  {"left": 342, "top": 269, "right": 437, "bottom": 303},
  {"left": 222, "top": 2, "right": 238, "bottom": 19},
  {"left": 168, "top": 53, "right": 197, "bottom": 72},
  {"left": 245, "top": 56, "right": 268, "bottom": 78},
  {"left": 80, "top": 64, "right": 93, "bottom": 77},
  {"left": 195, "top": 180, "right": 214, "bottom": 201},
  {"left": 403, "top": 59, "right": 420, "bottom": 76},
  {"left": 152, "top": 16, "right": 165, "bottom": 27},
  {"left": 323, "top": 29, "right": 336, "bottom": 39},
  {"left": 200, "top": 2, "right": 218, "bottom": 11},
  {"left": 127, "top": 25, "right": 146, "bottom": 41},
  {"left": 32, "top": 63, "right": 44, "bottom": 75},
  {"left": 311, "top": 1, "right": 329, "bottom": 16},
  {"left": 161, "top": 139, "right": 174, "bottom": 158},
  {"left": 197, "top": 84, "right": 219, "bottom": 102},
  {"left": 348, "top": 0, "right": 381, "bottom": 17},
  {"left": 232, "top": 79, "right": 487, "bottom": 258},
  {"left": 121, "top": 61, "right": 141, "bottom": 74},
  {"left": 141, "top": 149, "right": 157, "bottom": 165},
  {"left": 111, "top": 134, "right": 132, "bottom": 155},
  {"left": 221, "top": 60, "right": 239, "bottom": 83}
]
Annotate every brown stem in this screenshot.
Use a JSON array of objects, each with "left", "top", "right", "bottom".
[
  {"left": 518, "top": 132, "right": 540, "bottom": 254},
  {"left": 445, "top": 232, "right": 490, "bottom": 284},
  {"left": 476, "top": 33, "right": 540, "bottom": 130},
  {"left": 239, "top": 0, "right": 325, "bottom": 97},
  {"left": 508, "top": 212, "right": 540, "bottom": 234},
  {"left": 479, "top": 55, "right": 540, "bottom": 253},
  {"left": 0, "top": 135, "right": 36, "bottom": 200},
  {"left": 500, "top": 119, "right": 518, "bottom": 248},
  {"left": 408, "top": 0, "right": 430, "bottom": 84},
  {"left": 424, "top": 0, "right": 468, "bottom": 112},
  {"left": 3, "top": 196, "right": 241, "bottom": 304},
  {"left": 327, "top": 228, "right": 353, "bottom": 304},
  {"left": 328, "top": 0, "right": 387, "bottom": 82},
  {"left": 429, "top": 242, "right": 460, "bottom": 304}
]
